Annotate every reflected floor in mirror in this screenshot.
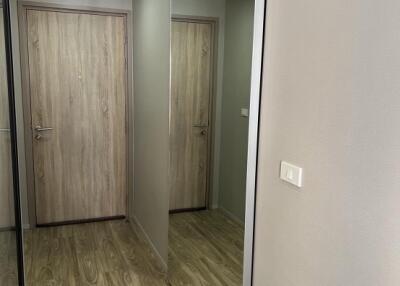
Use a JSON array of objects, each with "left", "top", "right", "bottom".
[
  {"left": 169, "top": 210, "right": 244, "bottom": 286},
  {"left": 24, "top": 220, "right": 168, "bottom": 286},
  {"left": 0, "top": 230, "right": 18, "bottom": 286}
]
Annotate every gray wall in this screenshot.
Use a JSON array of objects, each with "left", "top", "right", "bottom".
[
  {"left": 132, "top": 0, "right": 170, "bottom": 266},
  {"left": 171, "top": 0, "right": 226, "bottom": 208},
  {"left": 253, "top": 0, "right": 400, "bottom": 285},
  {"left": 219, "top": 0, "right": 254, "bottom": 222}
]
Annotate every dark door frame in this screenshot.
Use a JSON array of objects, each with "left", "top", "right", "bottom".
[{"left": 2, "top": 0, "right": 25, "bottom": 284}]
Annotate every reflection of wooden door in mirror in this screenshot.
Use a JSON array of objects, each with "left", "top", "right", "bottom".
[
  {"left": 170, "top": 19, "right": 214, "bottom": 211},
  {"left": 0, "top": 7, "right": 15, "bottom": 229},
  {"left": 26, "top": 9, "right": 127, "bottom": 225}
]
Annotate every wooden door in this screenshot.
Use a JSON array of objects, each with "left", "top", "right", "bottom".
[
  {"left": 0, "top": 7, "right": 15, "bottom": 229},
  {"left": 26, "top": 9, "right": 127, "bottom": 225},
  {"left": 170, "top": 20, "right": 214, "bottom": 211}
]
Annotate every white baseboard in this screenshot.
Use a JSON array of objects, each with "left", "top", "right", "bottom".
[{"left": 130, "top": 216, "right": 167, "bottom": 272}]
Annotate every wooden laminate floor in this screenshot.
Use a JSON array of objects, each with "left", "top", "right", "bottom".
[
  {"left": 168, "top": 210, "right": 244, "bottom": 286},
  {"left": 24, "top": 220, "right": 168, "bottom": 286},
  {"left": 21, "top": 210, "right": 243, "bottom": 286},
  {"left": 0, "top": 231, "right": 18, "bottom": 286}
]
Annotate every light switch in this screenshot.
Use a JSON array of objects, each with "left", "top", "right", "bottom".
[
  {"left": 241, "top": 108, "right": 249, "bottom": 117},
  {"left": 280, "top": 161, "right": 303, "bottom": 188}
]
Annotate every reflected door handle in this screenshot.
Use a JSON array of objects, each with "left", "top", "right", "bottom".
[
  {"left": 0, "top": 128, "right": 10, "bottom": 133},
  {"left": 34, "top": 126, "right": 53, "bottom": 132}
]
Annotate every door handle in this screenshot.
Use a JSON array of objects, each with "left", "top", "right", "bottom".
[
  {"left": 192, "top": 125, "right": 208, "bottom": 128},
  {"left": 34, "top": 126, "right": 54, "bottom": 132},
  {"left": 0, "top": 128, "right": 10, "bottom": 133}
]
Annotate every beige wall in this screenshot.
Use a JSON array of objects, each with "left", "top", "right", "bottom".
[
  {"left": 172, "top": 0, "right": 225, "bottom": 208},
  {"left": 132, "top": 0, "right": 170, "bottom": 267},
  {"left": 253, "top": 0, "right": 400, "bottom": 285}
]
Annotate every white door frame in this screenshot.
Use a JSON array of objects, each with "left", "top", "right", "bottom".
[{"left": 243, "top": 0, "right": 267, "bottom": 285}]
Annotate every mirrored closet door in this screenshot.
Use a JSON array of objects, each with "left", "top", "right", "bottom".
[
  {"left": 0, "top": 0, "right": 24, "bottom": 285},
  {"left": 168, "top": 0, "right": 256, "bottom": 285}
]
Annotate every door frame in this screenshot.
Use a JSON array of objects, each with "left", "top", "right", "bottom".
[
  {"left": 170, "top": 15, "right": 219, "bottom": 211},
  {"left": 18, "top": 1, "right": 133, "bottom": 227}
]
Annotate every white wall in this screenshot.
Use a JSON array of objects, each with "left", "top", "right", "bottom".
[
  {"left": 132, "top": 0, "right": 170, "bottom": 267},
  {"left": 172, "top": 0, "right": 225, "bottom": 208},
  {"left": 253, "top": 0, "right": 400, "bottom": 285}
]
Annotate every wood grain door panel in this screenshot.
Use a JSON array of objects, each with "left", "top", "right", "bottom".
[
  {"left": 0, "top": 8, "right": 15, "bottom": 229},
  {"left": 27, "top": 9, "right": 127, "bottom": 224},
  {"left": 170, "top": 20, "right": 213, "bottom": 211}
]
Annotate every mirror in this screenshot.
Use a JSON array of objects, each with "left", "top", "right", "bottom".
[
  {"left": 168, "top": 0, "right": 255, "bottom": 284},
  {"left": 15, "top": 1, "right": 169, "bottom": 285},
  {"left": 4, "top": 0, "right": 260, "bottom": 284},
  {"left": 0, "top": 0, "right": 19, "bottom": 284}
]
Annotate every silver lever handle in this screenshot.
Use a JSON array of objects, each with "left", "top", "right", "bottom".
[
  {"left": 0, "top": 128, "right": 10, "bottom": 133},
  {"left": 34, "top": 126, "right": 53, "bottom": 132}
]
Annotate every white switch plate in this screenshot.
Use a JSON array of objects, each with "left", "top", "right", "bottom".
[
  {"left": 280, "top": 161, "right": 303, "bottom": 188},
  {"left": 241, "top": 108, "right": 249, "bottom": 117}
]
